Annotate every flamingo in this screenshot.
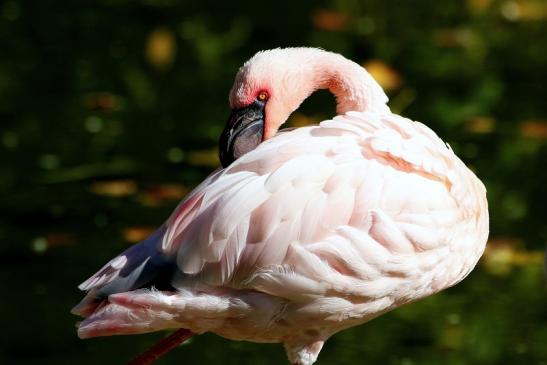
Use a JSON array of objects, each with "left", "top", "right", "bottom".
[{"left": 72, "top": 48, "right": 489, "bottom": 365}]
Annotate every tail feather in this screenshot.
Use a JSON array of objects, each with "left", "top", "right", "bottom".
[{"left": 72, "top": 225, "right": 177, "bottom": 317}]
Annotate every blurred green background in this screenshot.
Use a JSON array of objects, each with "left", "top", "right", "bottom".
[{"left": 1, "top": 0, "right": 546, "bottom": 364}]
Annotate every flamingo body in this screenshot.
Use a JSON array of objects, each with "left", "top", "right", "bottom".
[{"left": 73, "top": 48, "right": 488, "bottom": 365}]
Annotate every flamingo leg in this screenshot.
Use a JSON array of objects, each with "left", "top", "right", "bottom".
[{"left": 126, "top": 328, "right": 194, "bottom": 365}]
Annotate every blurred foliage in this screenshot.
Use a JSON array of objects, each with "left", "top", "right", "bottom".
[{"left": 0, "top": 0, "right": 546, "bottom": 364}]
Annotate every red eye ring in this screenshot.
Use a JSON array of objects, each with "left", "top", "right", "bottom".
[{"left": 257, "top": 91, "right": 269, "bottom": 101}]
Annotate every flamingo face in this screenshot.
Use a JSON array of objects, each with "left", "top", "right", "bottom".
[{"left": 219, "top": 98, "right": 266, "bottom": 167}]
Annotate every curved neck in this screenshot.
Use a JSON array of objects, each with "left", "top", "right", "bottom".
[
  {"left": 310, "top": 52, "right": 390, "bottom": 115},
  {"left": 265, "top": 50, "right": 390, "bottom": 138}
]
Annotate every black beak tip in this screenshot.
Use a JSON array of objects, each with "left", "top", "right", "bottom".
[
  {"left": 219, "top": 149, "right": 233, "bottom": 168},
  {"left": 218, "top": 101, "right": 266, "bottom": 168}
]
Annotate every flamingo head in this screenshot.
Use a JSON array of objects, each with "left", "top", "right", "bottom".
[
  {"left": 219, "top": 47, "right": 389, "bottom": 167},
  {"left": 219, "top": 48, "right": 323, "bottom": 167}
]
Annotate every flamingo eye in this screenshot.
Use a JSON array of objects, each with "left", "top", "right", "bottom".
[{"left": 257, "top": 91, "right": 269, "bottom": 101}]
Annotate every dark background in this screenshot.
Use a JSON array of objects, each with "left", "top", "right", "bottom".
[{"left": 1, "top": 1, "right": 546, "bottom": 364}]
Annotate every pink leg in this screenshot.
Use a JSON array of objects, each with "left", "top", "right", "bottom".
[{"left": 126, "top": 328, "right": 194, "bottom": 365}]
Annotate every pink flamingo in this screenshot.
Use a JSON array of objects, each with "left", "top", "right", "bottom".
[{"left": 72, "top": 48, "right": 489, "bottom": 365}]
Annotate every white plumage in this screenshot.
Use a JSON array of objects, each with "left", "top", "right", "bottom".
[{"left": 73, "top": 48, "right": 489, "bottom": 365}]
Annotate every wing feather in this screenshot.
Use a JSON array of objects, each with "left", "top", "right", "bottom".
[
  {"left": 78, "top": 110, "right": 485, "bottom": 305},
  {"left": 74, "top": 106, "right": 487, "bottom": 327}
]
